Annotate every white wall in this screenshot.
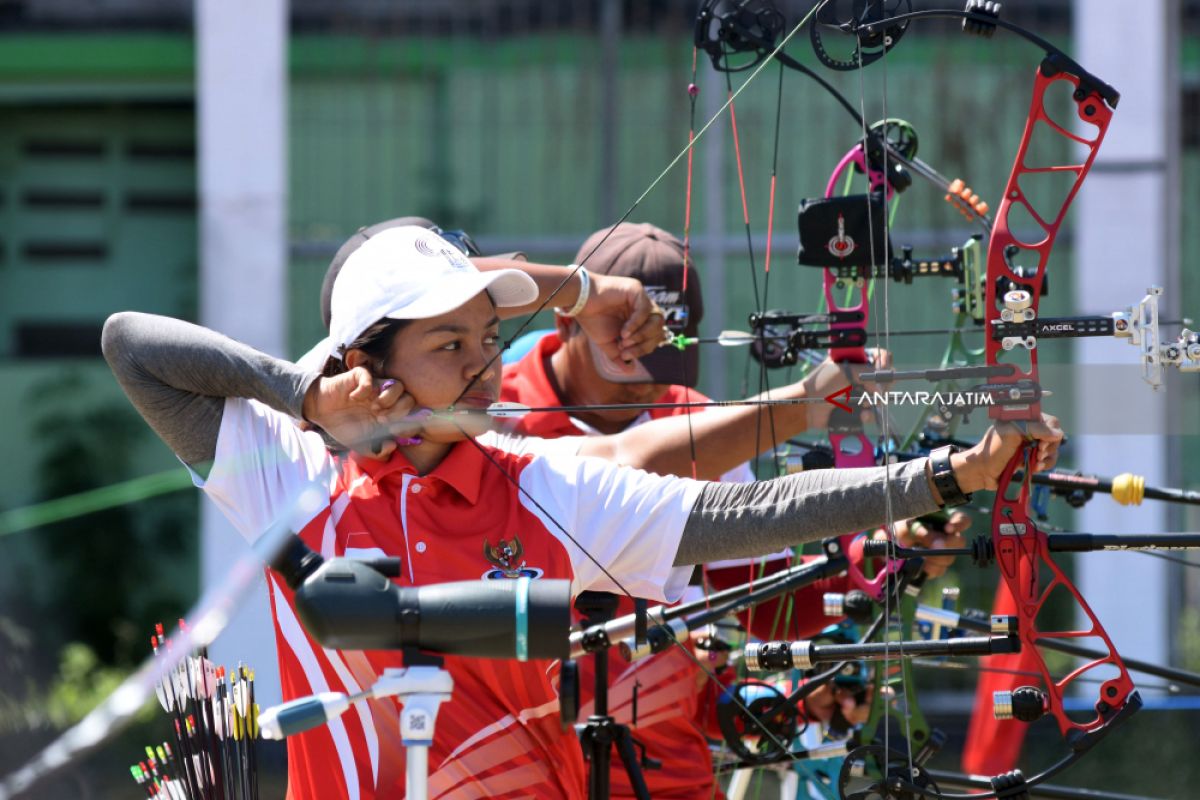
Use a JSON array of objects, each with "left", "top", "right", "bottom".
[
  {"left": 197, "top": 0, "right": 288, "bottom": 705},
  {"left": 1073, "top": 0, "right": 1179, "bottom": 685}
]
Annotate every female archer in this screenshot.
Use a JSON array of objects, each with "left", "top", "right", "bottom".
[{"left": 103, "top": 225, "right": 1061, "bottom": 800}]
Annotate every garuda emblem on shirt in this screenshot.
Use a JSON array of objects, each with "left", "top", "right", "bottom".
[{"left": 482, "top": 535, "right": 543, "bottom": 580}]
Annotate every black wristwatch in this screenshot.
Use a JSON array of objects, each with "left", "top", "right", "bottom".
[{"left": 929, "top": 445, "right": 972, "bottom": 508}]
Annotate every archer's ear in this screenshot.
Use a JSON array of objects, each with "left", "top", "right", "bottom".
[
  {"left": 343, "top": 348, "right": 373, "bottom": 372},
  {"left": 553, "top": 314, "right": 578, "bottom": 341}
]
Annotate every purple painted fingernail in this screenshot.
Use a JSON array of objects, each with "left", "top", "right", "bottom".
[
  {"left": 380, "top": 380, "right": 396, "bottom": 391},
  {"left": 394, "top": 436, "right": 423, "bottom": 446},
  {"left": 409, "top": 408, "right": 434, "bottom": 421}
]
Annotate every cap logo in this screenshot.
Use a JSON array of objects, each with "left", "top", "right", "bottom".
[
  {"left": 414, "top": 233, "right": 473, "bottom": 270},
  {"left": 647, "top": 286, "right": 690, "bottom": 332}
]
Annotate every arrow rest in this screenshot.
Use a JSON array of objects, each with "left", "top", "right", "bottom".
[
  {"left": 996, "top": 249, "right": 1045, "bottom": 301},
  {"left": 860, "top": 119, "right": 918, "bottom": 193},
  {"left": 748, "top": 309, "right": 866, "bottom": 368},
  {"left": 749, "top": 315, "right": 806, "bottom": 368}
]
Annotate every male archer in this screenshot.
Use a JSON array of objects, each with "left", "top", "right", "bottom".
[{"left": 499, "top": 222, "right": 968, "bottom": 798}]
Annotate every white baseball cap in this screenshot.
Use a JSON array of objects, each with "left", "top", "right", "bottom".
[{"left": 321, "top": 225, "right": 537, "bottom": 364}]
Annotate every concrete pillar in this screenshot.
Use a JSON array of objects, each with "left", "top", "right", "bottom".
[
  {"left": 1073, "top": 0, "right": 1179, "bottom": 686},
  {"left": 197, "top": 0, "right": 288, "bottom": 705}
]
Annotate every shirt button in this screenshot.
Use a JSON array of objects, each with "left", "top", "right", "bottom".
[
  {"left": 415, "top": 541, "right": 427, "bottom": 553},
  {"left": 411, "top": 484, "right": 422, "bottom": 494}
]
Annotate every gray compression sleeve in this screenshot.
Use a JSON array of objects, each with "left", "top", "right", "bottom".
[
  {"left": 675, "top": 458, "right": 940, "bottom": 565},
  {"left": 101, "top": 312, "right": 317, "bottom": 467}
]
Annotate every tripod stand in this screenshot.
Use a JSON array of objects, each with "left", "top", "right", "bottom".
[
  {"left": 365, "top": 649, "right": 454, "bottom": 800},
  {"left": 574, "top": 591, "right": 658, "bottom": 800}
]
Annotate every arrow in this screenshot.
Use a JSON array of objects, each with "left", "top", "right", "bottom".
[
  {"left": 482, "top": 397, "right": 838, "bottom": 419},
  {"left": 667, "top": 329, "right": 772, "bottom": 350}
]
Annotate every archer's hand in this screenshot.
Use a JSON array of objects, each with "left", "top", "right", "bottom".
[
  {"left": 952, "top": 414, "right": 1064, "bottom": 494},
  {"left": 802, "top": 349, "right": 893, "bottom": 395},
  {"left": 302, "top": 369, "right": 421, "bottom": 459},
  {"left": 803, "top": 683, "right": 872, "bottom": 728},
  {"left": 575, "top": 272, "right": 664, "bottom": 362},
  {"left": 801, "top": 348, "right": 892, "bottom": 429},
  {"left": 893, "top": 511, "right": 970, "bottom": 579}
]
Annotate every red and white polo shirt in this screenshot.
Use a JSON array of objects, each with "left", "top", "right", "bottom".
[
  {"left": 500, "top": 334, "right": 750, "bottom": 798},
  {"left": 500, "top": 333, "right": 854, "bottom": 799},
  {"left": 199, "top": 396, "right": 701, "bottom": 799}
]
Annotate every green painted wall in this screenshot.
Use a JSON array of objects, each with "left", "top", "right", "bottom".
[
  {"left": 0, "top": 36, "right": 197, "bottom": 523},
  {"left": 0, "top": 103, "right": 197, "bottom": 351},
  {"left": 0, "top": 28, "right": 1192, "bottom": 528}
]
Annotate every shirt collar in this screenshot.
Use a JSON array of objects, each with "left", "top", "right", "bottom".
[
  {"left": 522, "top": 332, "right": 566, "bottom": 403},
  {"left": 503, "top": 334, "right": 580, "bottom": 437},
  {"left": 349, "top": 440, "right": 485, "bottom": 504}
]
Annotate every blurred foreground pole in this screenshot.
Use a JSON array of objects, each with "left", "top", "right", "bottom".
[
  {"left": 701, "top": 61, "right": 728, "bottom": 399},
  {"left": 1073, "top": 0, "right": 1180, "bottom": 677},
  {"left": 196, "top": 0, "right": 288, "bottom": 705}
]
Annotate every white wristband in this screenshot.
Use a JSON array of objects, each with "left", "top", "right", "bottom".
[{"left": 555, "top": 266, "right": 590, "bottom": 318}]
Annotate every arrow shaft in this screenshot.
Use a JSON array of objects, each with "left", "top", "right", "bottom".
[{"left": 484, "top": 396, "right": 837, "bottom": 418}]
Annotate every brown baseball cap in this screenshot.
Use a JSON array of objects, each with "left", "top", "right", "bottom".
[
  {"left": 574, "top": 222, "right": 703, "bottom": 387},
  {"left": 319, "top": 216, "right": 525, "bottom": 330}
]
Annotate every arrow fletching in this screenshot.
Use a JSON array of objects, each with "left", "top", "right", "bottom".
[
  {"left": 716, "top": 330, "right": 757, "bottom": 347},
  {"left": 197, "top": 657, "right": 217, "bottom": 699},
  {"left": 485, "top": 401, "right": 533, "bottom": 418}
]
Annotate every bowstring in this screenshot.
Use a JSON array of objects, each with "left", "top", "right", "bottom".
[
  {"left": 682, "top": 42, "right": 702, "bottom": 485},
  {"left": 449, "top": 1, "right": 838, "bottom": 772},
  {"left": 755, "top": 55, "right": 803, "bottom": 687},
  {"left": 850, "top": 0, "right": 909, "bottom": 780},
  {"left": 721, "top": 49, "right": 785, "bottom": 654},
  {"left": 682, "top": 45, "right": 708, "bottom": 637},
  {"left": 877, "top": 12, "right": 919, "bottom": 781},
  {"left": 724, "top": 67, "right": 777, "bottom": 486}
]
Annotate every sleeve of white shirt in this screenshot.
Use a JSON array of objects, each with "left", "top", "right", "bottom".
[
  {"left": 516, "top": 456, "right": 703, "bottom": 602},
  {"left": 191, "top": 397, "right": 335, "bottom": 543},
  {"left": 476, "top": 429, "right": 585, "bottom": 458}
]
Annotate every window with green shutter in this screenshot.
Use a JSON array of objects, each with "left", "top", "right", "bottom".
[{"left": 0, "top": 101, "right": 196, "bottom": 359}]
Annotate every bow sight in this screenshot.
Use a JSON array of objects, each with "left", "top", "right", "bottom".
[{"left": 795, "top": 185, "right": 985, "bottom": 284}]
